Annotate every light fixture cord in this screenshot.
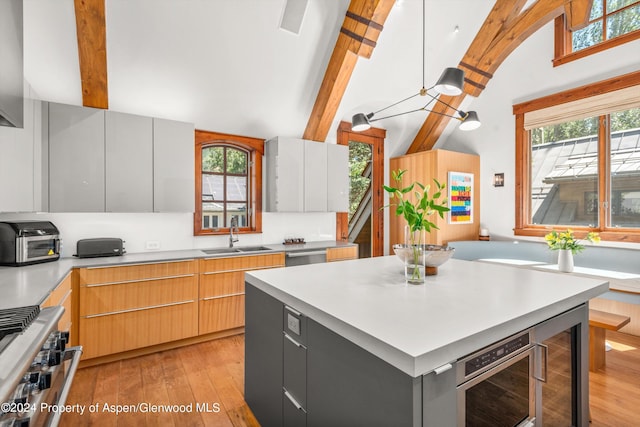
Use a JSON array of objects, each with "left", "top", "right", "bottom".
[{"left": 422, "top": 0, "right": 425, "bottom": 90}]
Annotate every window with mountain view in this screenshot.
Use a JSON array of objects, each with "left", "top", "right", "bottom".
[
  {"left": 514, "top": 72, "right": 640, "bottom": 242},
  {"left": 529, "top": 109, "right": 640, "bottom": 229},
  {"left": 554, "top": 0, "right": 640, "bottom": 65}
]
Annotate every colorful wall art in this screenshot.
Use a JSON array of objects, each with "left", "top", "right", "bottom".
[{"left": 448, "top": 171, "right": 473, "bottom": 224}]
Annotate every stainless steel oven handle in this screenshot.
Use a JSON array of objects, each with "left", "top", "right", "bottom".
[
  {"left": 534, "top": 343, "right": 548, "bottom": 383},
  {"left": 49, "top": 346, "right": 83, "bottom": 427}
]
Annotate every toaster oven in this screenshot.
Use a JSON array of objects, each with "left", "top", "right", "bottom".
[{"left": 0, "top": 221, "right": 61, "bottom": 266}]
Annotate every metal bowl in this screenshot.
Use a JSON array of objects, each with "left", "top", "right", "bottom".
[{"left": 392, "top": 244, "right": 455, "bottom": 267}]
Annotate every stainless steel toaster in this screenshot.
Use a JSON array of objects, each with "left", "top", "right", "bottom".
[{"left": 75, "top": 238, "right": 125, "bottom": 258}]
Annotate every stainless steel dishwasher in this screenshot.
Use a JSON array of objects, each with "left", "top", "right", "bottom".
[{"left": 285, "top": 249, "right": 327, "bottom": 266}]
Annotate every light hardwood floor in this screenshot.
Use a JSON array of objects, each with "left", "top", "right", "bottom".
[{"left": 61, "top": 330, "right": 640, "bottom": 426}]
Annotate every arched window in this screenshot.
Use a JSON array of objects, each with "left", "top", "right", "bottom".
[{"left": 195, "top": 130, "right": 263, "bottom": 235}]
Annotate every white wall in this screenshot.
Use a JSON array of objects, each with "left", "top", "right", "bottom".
[
  {"left": 441, "top": 21, "right": 640, "bottom": 250},
  {"left": 0, "top": 211, "right": 337, "bottom": 258}
]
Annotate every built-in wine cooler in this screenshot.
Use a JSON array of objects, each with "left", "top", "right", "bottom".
[{"left": 455, "top": 305, "right": 588, "bottom": 427}]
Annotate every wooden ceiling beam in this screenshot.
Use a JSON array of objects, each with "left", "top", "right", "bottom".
[
  {"left": 302, "top": 0, "right": 395, "bottom": 142},
  {"left": 74, "top": 0, "right": 108, "bottom": 109},
  {"left": 408, "top": 0, "right": 572, "bottom": 154},
  {"left": 564, "top": 0, "right": 594, "bottom": 31}
]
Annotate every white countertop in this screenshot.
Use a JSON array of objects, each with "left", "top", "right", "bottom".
[
  {"left": 245, "top": 256, "right": 609, "bottom": 377},
  {"left": 0, "top": 241, "right": 355, "bottom": 310}
]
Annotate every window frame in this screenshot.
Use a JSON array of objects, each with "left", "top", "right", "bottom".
[
  {"left": 513, "top": 70, "right": 640, "bottom": 243},
  {"left": 553, "top": 2, "right": 640, "bottom": 67},
  {"left": 194, "top": 130, "right": 264, "bottom": 236}
]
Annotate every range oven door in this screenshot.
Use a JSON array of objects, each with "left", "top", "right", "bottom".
[{"left": 457, "top": 347, "right": 536, "bottom": 427}]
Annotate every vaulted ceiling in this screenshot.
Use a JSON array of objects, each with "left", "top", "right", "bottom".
[{"left": 23, "top": 0, "right": 593, "bottom": 155}]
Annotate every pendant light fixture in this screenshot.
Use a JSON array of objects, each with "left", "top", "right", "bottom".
[{"left": 351, "top": 0, "right": 480, "bottom": 133}]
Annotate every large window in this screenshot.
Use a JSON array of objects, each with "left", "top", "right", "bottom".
[
  {"left": 514, "top": 71, "right": 640, "bottom": 242},
  {"left": 194, "top": 130, "right": 263, "bottom": 236},
  {"left": 554, "top": 0, "right": 640, "bottom": 65}
]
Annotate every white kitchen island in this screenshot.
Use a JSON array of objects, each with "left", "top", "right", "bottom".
[{"left": 244, "top": 256, "right": 609, "bottom": 427}]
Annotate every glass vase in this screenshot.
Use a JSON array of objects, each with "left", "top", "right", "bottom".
[{"left": 404, "top": 226, "right": 426, "bottom": 284}]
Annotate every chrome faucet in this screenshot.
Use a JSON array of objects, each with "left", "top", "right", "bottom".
[{"left": 229, "top": 217, "right": 239, "bottom": 248}]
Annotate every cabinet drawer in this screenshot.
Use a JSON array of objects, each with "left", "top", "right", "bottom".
[
  {"left": 79, "top": 301, "right": 198, "bottom": 359},
  {"left": 326, "top": 246, "right": 358, "bottom": 262},
  {"left": 283, "top": 388, "right": 307, "bottom": 427},
  {"left": 199, "top": 295, "right": 245, "bottom": 334},
  {"left": 199, "top": 253, "right": 285, "bottom": 273},
  {"left": 200, "top": 271, "right": 244, "bottom": 298},
  {"left": 79, "top": 275, "right": 197, "bottom": 316},
  {"left": 78, "top": 259, "right": 196, "bottom": 284},
  {"left": 284, "top": 333, "right": 307, "bottom": 409}
]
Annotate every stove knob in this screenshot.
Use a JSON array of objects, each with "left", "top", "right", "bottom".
[
  {"left": 47, "top": 351, "right": 61, "bottom": 367},
  {"left": 21, "top": 372, "right": 39, "bottom": 384},
  {"left": 38, "top": 372, "right": 52, "bottom": 391},
  {"left": 13, "top": 418, "right": 31, "bottom": 427}
]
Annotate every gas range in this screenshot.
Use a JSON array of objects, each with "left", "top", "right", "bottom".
[{"left": 0, "top": 305, "right": 82, "bottom": 427}]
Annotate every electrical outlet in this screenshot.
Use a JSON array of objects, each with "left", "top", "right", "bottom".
[{"left": 145, "top": 241, "right": 160, "bottom": 250}]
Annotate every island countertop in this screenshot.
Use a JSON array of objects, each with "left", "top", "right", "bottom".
[{"left": 245, "top": 256, "right": 609, "bottom": 377}]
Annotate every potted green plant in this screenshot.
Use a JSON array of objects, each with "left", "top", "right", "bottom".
[
  {"left": 383, "top": 169, "right": 450, "bottom": 283},
  {"left": 544, "top": 229, "right": 600, "bottom": 272}
]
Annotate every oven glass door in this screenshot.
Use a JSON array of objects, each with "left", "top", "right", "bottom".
[
  {"left": 20, "top": 236, "right": 59, "bottom": 261},
  {"left": 458, "top": 348, "right": 535, "bottom": 427}
]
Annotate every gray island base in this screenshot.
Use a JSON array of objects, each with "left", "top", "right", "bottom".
[{"left": 245, "top": 257, "right": 608, "bottom": 427}]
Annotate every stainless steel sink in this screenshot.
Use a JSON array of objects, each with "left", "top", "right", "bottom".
[
  {"left": 201, "top": 246, "right": 272, "bottom": 255},
  {"left": 236, "top": 246, "right": 272, "bottom": 252},
  {"left": 201, "top": 248, "right": 242, "bottom": 255}
]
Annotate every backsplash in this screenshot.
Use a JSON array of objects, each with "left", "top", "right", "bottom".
[{"left": 0, "top": 212, "right": 336, "bottom": 258}]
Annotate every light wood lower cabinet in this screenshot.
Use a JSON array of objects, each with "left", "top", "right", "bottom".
[
  {"left": 199, "top": 253, "right": 285, "bottom": 335},
  {"left": 77, "top": 260, "right": 198, "bottom": 360},
  {"left": 326, "top": 245, "right": 358, "bottom": 262},
  {"left": 41, "top": 271, "right": 73, "bottom": 336}
]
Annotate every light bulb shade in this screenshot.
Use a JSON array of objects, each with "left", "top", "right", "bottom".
[
  {"left": 459, "top": 111, "right": 481, "bottom": 131},
  {"left": 351, "top": 113, "right": 372, "bottom": 132},
  {"left": 434, "top": 67, "right": 464, "bottom": 96}
]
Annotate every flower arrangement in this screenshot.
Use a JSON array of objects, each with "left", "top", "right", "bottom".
[
  {"left": 383, "top": 169, "right": 450, "bottom": 243},
  {"left": 544, "top": 229, "right": 600, "bottom": 254}
]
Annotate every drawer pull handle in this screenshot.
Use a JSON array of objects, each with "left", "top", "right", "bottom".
[
  {"left": 202, "top": 265, "right": 283, "bottom": 274},
  {"left": 202, "top": 293, "right": 245, "bottom": 301},
  {"left": 283, "top": 389, "right": 306, "bottom": 412},
  {"left": 84, "top": 274, "right": 195, "bottom": 287},
  {"left": 284, "top": 306, "right": 301, "bottom": 316},
  {"left": 85, "top": 259, "right": 195, "bottom": 269},
  {"left": 83, "top": 300, "right": 195, "bottom": 318},
  {"left": 284, "top": 333, "right": 306, "bottom": 349}
]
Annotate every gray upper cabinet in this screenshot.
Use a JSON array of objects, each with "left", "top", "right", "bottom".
[
  {"left": 265, "top": 137, "right": 348, "bottom": 213},
  {"left": 105, "top": 111, "right": 153, "bottom": 212},
  {"left": 45, "top": 102, "right": 194, "bottom": 213},
  {"left": 0, "top": 0, "right": 23, "bottom": 128},
  {"left": 265, "top": 137, "right": 305, "bottom": 212},
  {"left": 153, "top": 118, "right": 195, "bottom": 212},
  {"left": 327, "top": 143, "right": 348, "bottom": 212},
  {"left": 48, "top": 103, "right": 105, "bottom": 212}
]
